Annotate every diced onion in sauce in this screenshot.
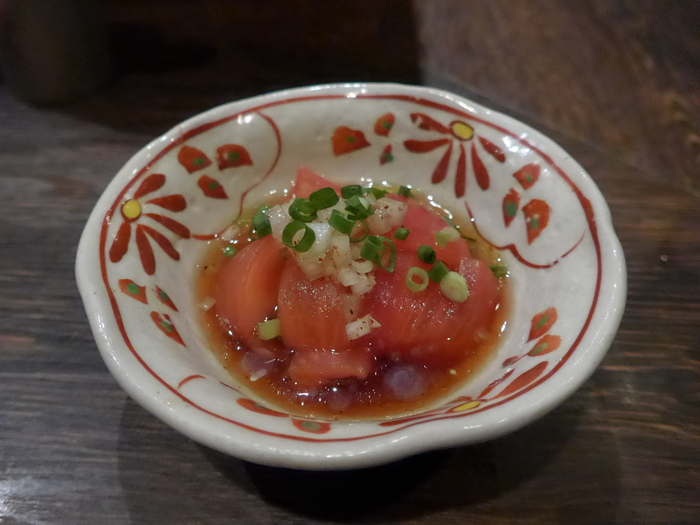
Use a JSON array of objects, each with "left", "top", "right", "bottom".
[{"left": 346, "top": 314, "right": 381, "bottom": 341}]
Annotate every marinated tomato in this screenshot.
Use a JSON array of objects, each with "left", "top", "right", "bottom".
[{"left": 198, "top": 168, "right": 507, "bottom": 419}]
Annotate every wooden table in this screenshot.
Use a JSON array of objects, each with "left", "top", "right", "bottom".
[{"left": 1, "top": 1, "right": 698, "bottom": 523}]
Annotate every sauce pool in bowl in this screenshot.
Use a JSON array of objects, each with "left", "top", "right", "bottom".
[{"left": 196, "top": 168, "right": 509, "bottom": 420}]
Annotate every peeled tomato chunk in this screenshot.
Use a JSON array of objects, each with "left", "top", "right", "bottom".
[
  {"left": 215, "top": 235, "right": 287, "bottom": 347},
  {"left": 288, "top": 349, "right": 374, "bottom": 385},
  {"left": 277, "top": 258, "right": 350, "bottom": 353},
  {"left": 364, "top": 250, "right": 500, "bottom": 366},
  {"left": 292, "top": 166, "right": 341, "bottom": 198}
]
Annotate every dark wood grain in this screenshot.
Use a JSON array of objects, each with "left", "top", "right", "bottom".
[{"left": 1, "top": 1, "right": 698, "bottom": 524}]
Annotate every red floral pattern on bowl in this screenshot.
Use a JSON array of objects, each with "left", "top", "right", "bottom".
[{"left": 76, "top": 84, "right": 626, "bottom": 470}]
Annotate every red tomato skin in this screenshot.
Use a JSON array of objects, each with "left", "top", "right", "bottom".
[{"left": 215, "top": 235, "right": 288, "bottom": 347}]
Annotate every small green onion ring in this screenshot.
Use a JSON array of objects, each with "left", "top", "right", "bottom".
[
  {"left": 360, "top": 235, "right": 382, "bottom": 261},
  {"left": 428, "top": 260, "right": 449, "bottom": 282},
  {"left": 364, "top": 187, "right": 388, "bottom": 199},
  {"left": 282, "top": 220, "right": 316, "bottom": 252},
  {"left": 418, "top": 245, "right": 437, "bottom": 265},
  {"left": 349, "top": 219, "right": 369, "bottom": 243},
  {"left": 435, "top": 231, "right": 450, "bottom": 248},
  {"left": 223, "top": 245, "right": 237, "bottom": 258},
  {"left": 329, "top": 209, "right": 355, "bottom": 235},
  {"left": 398, "top": 185, "right": 412, "bottom": 197},
  {"left": 288, "top": 198, "right": 318, "bottom": 222},
  {"left": 489, "top": 264, "right": 509, "bottom": 278},
  {"left": 341, "top": 184, "right": 363, "bottom": 199},
  {"left": 309, "top": 187, "right": 339, "bottom": 209},
  {"left": 257, "top": 319, "right": 281, "bottom": 340},
  {"left": 345, "top": 194, "right": 374, "bottom": 220},
  {"left": 394, "top": 227, "right": 410, "bottom": 240},
  {"left": 440, "top": 271, "right": 469, "bottom": 302},
  {"left": 374, "top": 237, "right": 396, "bottom": 273},
  {"left": 406, "top": 267, "right": 429, "bottom": 292},
  {"left": 252, "top": 210, "right": 272, "bottom": 238}
]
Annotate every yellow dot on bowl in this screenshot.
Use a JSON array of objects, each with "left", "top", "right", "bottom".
[
  {"left": 451, "top": 400, "right": 481, "bottom": 412},
  {"left": 122, "top": 199, "right": 141, "bottom": 219},
  {"left": 451, "top": 121, "right": 474, "bottom": 140}
]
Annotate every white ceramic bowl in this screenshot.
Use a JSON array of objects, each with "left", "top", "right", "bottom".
[{"left": 76, "top": 83, "right": 626, "bottom": 470}]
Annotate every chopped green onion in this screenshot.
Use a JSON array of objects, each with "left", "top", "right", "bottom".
[
  {"left": 341, "top": 184, "right": 363, "bottom": 199},
  {"left": 398, "top": 185, "right": 412, "bottom": 197},
  {"left": 364, "top": 187, "right": 388, "bottom": 199},
  {"left": 440, "top": 271, "right": 469, "bottom": 302},
  {"left": 257, "top": 319, "right": 280, "bottom": 340},
  {"left": 394, "top": 227, "right": 410, "bottom": 240},
  {"left": 418, "top": 245, "right": 437, "bottom": 265},
  {"left": 345, "top": 194, "right": 374, "bottom": 220},
  {"left": 359, "top": 236, "right": 396, "bottom": 272},
  {"left": 288, "top": 198, "right": 318, "bottom": 222},
  {"left": 328, "top": 209, "right": 355, "bottom": 234},
  {"left": 406, "top": 267, "right": 429, "bottom": 292},
  {"left": 428, "top": 261, "right": 449, "bottom": 282},
  {"left": 489, "top": 264, "right": 509, "bottom": 278},
  {"left": 223, "top": 245, "right": 237, "bottom": 258},
  {"left": 349, "top": 219, "right": 369, "bottom": 243},
  {"left": 360, "top": 235, "right": 383, "bottom": 261},
  {"left": 282, "top": 221, "right": 316, "bottom": 252},
  {"left": 252, "top": 210, "right": 272, "bottom": 238},
  {"left": 443, "top": 215, "right": 460, "bottom": 231},
  {"left": 309, "top": 187, "right": 339, "bottom": 209},
  {"left": 374, "top": 237, "right": 396, "bottom": 273},
  {"left": 435, "top": 227, "right": 460, "bottom": 248}
]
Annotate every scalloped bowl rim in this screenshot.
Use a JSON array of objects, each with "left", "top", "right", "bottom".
[{"left": 76, "top": 83, "right": 626, "bottom": 470}]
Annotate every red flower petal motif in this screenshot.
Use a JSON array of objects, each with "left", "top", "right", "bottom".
[
  {"left": 155, "top": 286, "right": 178, "bottom": 311},
  {"left": 216, "top": 144, "right": 253, "bottom": 169},
  {"left": 374, "top": 113, "right": 395, "bottom": 136},
  {"left": 455, "top": 143, "right": 467, "bottom": 197},
  {"left": 410, "top": 113, "right": 451, "bottom": 134},
  {"left": 479, "top": 368, "right": 515, "bottom": 398},
  {"left": 178, "top": 145, "right": 212, "bottom": 173},
  {"left": 146, "top": 194, "right": 187, "bottom": 212},
  {"left": 479, "top": 137, "right": 506, "bottom": 163},
  {"left": 379, "top": 144, "right": 393, "bottom": 165},
  {"left": 197, "top": 175, "right": 228, "bottom": 199},
  {"left": 502, "top": 355, "right": 521, "bottom": 367},
  {"left": 292, "top": 419, "right": 332, "bottom": 434},
  {"left": 331, "top": 126, "right": 371, "bottom": 156},
  {"left": 503, "top": 188, "right": 520, "bottom": 227},
  {"left": 432, "top": 141, "right": 453, "bottom": 184},
  {"left": 494, "top": 361, "right": 548, "bottom": 399},
  {"left": 135, "top": 226, "right": 156, "bottom": 275},
  {"left": 139, "top": 224, "right": 180, "bottom": 261},
  {"left": 109, "top": 221, "right": 132, "bottom": 263},
  {"left": 471, "top": 143, "right": 490, "bottom": 190},
  {"left": 514, "top": 163, "right": 540, "bottom": 189},
  {"left": 118, "top": 279, "right": 147, "bottom": 304},
  {"left": 523, "top": 199, "right": 551, "bottom": 244},
  {"left": 150, "top": 311, "right": 185, "bottom": 346},
  {"left": 528, "top": 334, "right": 562, "bottom": 356},
  {"left": 237, "top": 398, "right": 288, "bottom": 417},
  {"left": 528, "top": 307, "right": 558, "bottom": 341},
  {"left": 144, "top": 213, "right": 190, "bottom": 238},
  {"left": 134, "top": 173, "right": 166, "bottom": 199},
  {"left": 403, "top": 138, "right": 450, "bottom": 153}
]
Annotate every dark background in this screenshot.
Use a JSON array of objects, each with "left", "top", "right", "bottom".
[{"left": 0, "top": 1, "right": 699, "bottom": 524}]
